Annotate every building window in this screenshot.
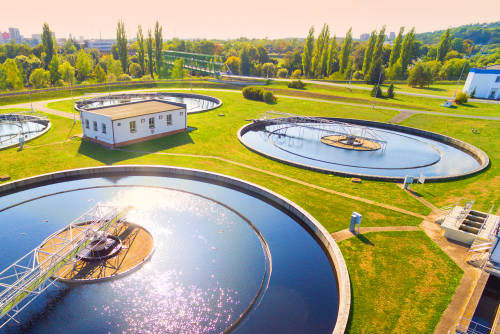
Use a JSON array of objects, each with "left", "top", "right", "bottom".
[
  {"left": 180, "top": 111, "right": 184, "bottom": 116},
  {"left": 93, "top": 121, "right": 98, "bottom": 131},
  {"left": 141, "top": 118, "right": 145, "bottom": 124},
  {"left": 102, "top": 123, "right": 106, "bottom": 134},
  {"left": 117, "top": 122, "right": 121, "bottom": 126},
  {"left": 130, "top": 121, "right": 136, "bottom": 133},
  {"left": 159, "top": 115, "right": 163, "bottom": 120},
  {"left": 166, "top": 114, "right": 172, "bottom": 125},
  {"left": 149, "top": 117, "right": 155, "bottom": 129},
  {"left": 496, "top": 76, "right": 500, "bottom": 83},
  {"left": 85, "top": 119, "right": 89, "bottom": 129}
]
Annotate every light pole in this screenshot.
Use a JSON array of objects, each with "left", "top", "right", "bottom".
[{"left": 70, "top": 77, "right": 75, "bottom": 124}]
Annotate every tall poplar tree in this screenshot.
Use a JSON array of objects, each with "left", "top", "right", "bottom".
[
  {"left": 301, "top": 26, "right": 315, "bottom": 78},
  {"left": 146, "top": 29, "right": 154, "bottom": 79},
  {"left": 154, "top": 21, "right": 163, "bottom": 77},
  {"left": 389, "top": 27, "right": 404, "bottom": 67},
  {"left": 41, "top": 23, "right": 54, "bottom": 69},
  {"left": 399, "top": 27, "right": 416, "bottom": 75},
  {"left": 136, "top": 26, "right": 146, "bottom": 77},
  {"left": 116, "top": 20, "right": 129, "bottom": 73},
  {"left": 311, "top": 24, "right": 329, "bottom": 78},
  {"left": 436, "top": 28, "right": 452, "bottom": 62},
  {"left": 366, "top": 26, "right": 386, "bottom": 83},
  {"left": 339, "top": 28, "right": 353, "bottom": 74},
  {"left": 362, "top": 31, "right": 376, "bottom": 75},
  {"left": 326, "top": 36, "right": 338, "bottom": 76}
]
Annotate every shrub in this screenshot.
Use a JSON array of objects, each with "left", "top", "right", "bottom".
[
  {"left": 242, "top": 86, "right": 276, "bottom": 103},
  {"left": 117, "top": 74, "right": 132, "bottom": 81},
  {"left": 290, "top": 69, "right": 302, "bottom": 79},
  {"left": 386, "top": 83, "right": 395, "bottom": 99},
  {"left": 371, "top": 85, "right": 383, "bottom": 98},
  {"left": 288, "top": 80, "right": 306, "bottom": 89},
  {"left": 352, "top": 71, "right": 364, "bottom": 80},
  {"left": 277, "top": 68, "right": 288, "bottom": 78},
  {"left": 262, "top": 90, "right": 276, "bottom": 103},
  {"left": 141, "top": 74, "right": 153, "bottom": 81},
  {"left": 455, "top": 92, "right": 468, "bottom": 105}
]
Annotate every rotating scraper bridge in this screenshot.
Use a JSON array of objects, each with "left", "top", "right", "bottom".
[
  {"left": 0, "top": 205, "right": 131, "bottom": 328},
  {"left": 258, "top": 111, "right": 388, "bottom": 151}
]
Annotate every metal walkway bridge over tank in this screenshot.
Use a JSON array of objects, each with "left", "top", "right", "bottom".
[
  {"left": 0, "top": 204, "right": 131, "bottom": 329},
  {"left": 258, "top": 111, "right": 388, "bottom": 150},
  {"left": 163, "top": 50, "right": 228, "bottom": 75}
]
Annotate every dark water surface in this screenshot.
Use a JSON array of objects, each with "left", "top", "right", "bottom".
[
  {"left": 0, "top": 175, "right": 338, "bottom": 334},
  {"left": 241, "top": 122, "right": 480, "bottom": 178}
]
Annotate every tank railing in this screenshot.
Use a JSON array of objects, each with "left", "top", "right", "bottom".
[{"left": 454, "top": 316, "right": 500, "bottom": 334}]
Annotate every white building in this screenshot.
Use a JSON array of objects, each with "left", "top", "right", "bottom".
[
  {"left": 86, "top": 39, "right": 115, "bottom": 53},
  {"left": 463, "top": 65, "right": 500, "bottom": 100},
  {"left": 79, "top": 100, "right": 187, "bottom": 148}
]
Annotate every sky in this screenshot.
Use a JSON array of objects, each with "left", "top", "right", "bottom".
[{"left": 1, "top": 0, "right": 498, "bottom": 40}]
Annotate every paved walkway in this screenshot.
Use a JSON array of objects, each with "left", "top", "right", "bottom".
[{"left": 331, "top": 225, "right": 421, "bottom": 242}]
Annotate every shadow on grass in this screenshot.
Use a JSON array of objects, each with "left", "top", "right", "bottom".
[
  {"left": 356, "top": 233, "right": 374, "bottom": 246},
  {"left": 460, "top": 103, "right": 479, "bottom": 109},
  {"left": 78, "top": 131, "right": 195, "bottom": 164}
]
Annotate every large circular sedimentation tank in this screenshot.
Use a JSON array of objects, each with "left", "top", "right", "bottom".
[
  {"left": 75, "top": 92, "right": 222, "bottom": 115},
  {"left": 0, "top": 114, "right": 51, "bottom": 150},
  {"left": 0, "top": 166, "right": 349, "bottom": 334},
  {"left": 238, "top": 117, "right": 489, "bottom": 181}
]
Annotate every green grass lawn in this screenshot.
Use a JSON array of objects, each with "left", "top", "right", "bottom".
[
  {"left": 340, "top": 231, "right": 463, "bottom": 334},
  {"left": 349, "top": 81, "right": 463, "bottom": 97},
  {"left": 268, "top": 81, "right": 500, "bottom": 117},
  {"left": 401, "top": 114, "right": 500, "bottom": 212}
]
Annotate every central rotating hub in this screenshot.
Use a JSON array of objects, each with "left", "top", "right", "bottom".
[
  {"left": 77, "top": 232, "right": 123, "bottom": 262},
  {"left": 320, "top": 135, "right": 382, "bottom": 151}
]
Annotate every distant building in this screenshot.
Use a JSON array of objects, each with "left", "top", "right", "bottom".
[
  {"left": 8, "top": 27, "right": 22, "bottom": 43},
  {"left": 389, "top": 32, "right": 396, "bottom": 40},
  {"left": 463, "top": 65, "right": 500, "bottom": 100},
  {"left": 31, "top": 34, "right": 42, "bottom": 44},
  {"left": 86, "top": 39, "right": 115, "bottom": 53},
  {"left": 79, "top": 100, "right": 187, "bottom": 148},
  {"left": 0, "top": 32, "right": 9, "bottom": 44},
  {"left": 360, "top": 33, "right": 370, "bottom": 41}
]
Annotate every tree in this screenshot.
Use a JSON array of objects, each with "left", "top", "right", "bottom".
[
  {"left": 2, "top": 59, "right": 23, "bottom": 90},
  {"left": 398, "top": 27, "right": 416, "bottom": 76},
  {"left": 146, "top": 29, "right": 154, "bottom": 79},
  {"left": 389, "top": 27, "right": 404, "bottom": 67},
  {"left": 257, "top": 46, "right": 269, "bottom": 64},
  {"left": 63, "top": 38, "right": 77, "bottom": 54},
  {"left": 386, "top": 83, "right": 395, "bottom": 98},
  {"left": 302, "top": 26, "right": 315, "bottom": 78},
  {"left": 239, "top": 47, "right": 251, "bottom": 76},
  {"left": 29, "top": 68, "right": 50, "bottom": 88},
  {"left": 261, "top": 63, "right": 277, "bottom": 77},
  {"left": 439, "top": 58, "right": 469, "bottom": 80},
  {"left": 408, "top": 62, "right": 433, "bottom": 87},
  {"left": 311, "top": 24, "right": 330, "bottom": 78},
  {"left": 326, "top": 36, "right": 338, "bottom": 76},
  {"left": 92, "top": 64, "right": 106, "bottom": 82},
  {"left": 129, "top": 63, "right": 142, "bottom": 78},
  {"left": 366, "top": 57, "right": 384, "bottom": 85},
  {"left": 387, "top": 61, "right": 403, "bottom": 80},
  {"left": 225, "top": 56, "right": 240, "bottom": 74},
  {"left": 436, "top": 28, "right": 452, "bottom": 62},
  {"left": 116, "top": 20, "right": 128, "bottom": 73},
  {"left": 339, "top": 28, "right": 353, "bottom": 74},
  {"left": 277, "top": 68, "right": 288, "bottom": 78},
  {"left": 451, "top": 37, "right": 465, "bottom": 53},
  {"left": 58, "top": 61, "right": 75, "bottom": 84},
  {"left": 171, "top": 58, "right": 184, "bottom": 79},
  {"left": 370, "top": 85, "right": 383, "bottom": 98},
  {"left": 41, "top": 23, "right": 55, "bottom": 69},
  {"left": 136, "top": 26, "right": 146, "bottom": 77},
  {"left": 154, "top": 21, "right": 163, "bottom": 77},
  {"left": 15, "top": 55, "right": 42, "bottom": 84},
  {"left": 49, "top": 56, "right": 61, "bottom": 85},
  {"left": 283, "top": 50, "right": 302, "bottom": 73},
  {"left": 362, "top": 30, "right": 376, "bottom": 74},
  {"left": 75, "top": 50, "right": 92, "bottom": 81},
  {"left": 365, "top": 26, "right": 386, "bottom": 82}
]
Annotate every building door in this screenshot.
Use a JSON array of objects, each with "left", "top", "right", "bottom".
[{"left": 488, "top": 88, "right": 498, "bottom": 99}]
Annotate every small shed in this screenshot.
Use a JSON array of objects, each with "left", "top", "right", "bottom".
[{"left": 79, "top": 99, "right": 187, "bottom": 148}]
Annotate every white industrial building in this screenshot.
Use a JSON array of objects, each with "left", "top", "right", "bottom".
[
  {"left": 463, "top": 65, "right": 500, "bottom": 100},
  {"left": 79, "top": 100, "right": 187, "bottom": 148}
]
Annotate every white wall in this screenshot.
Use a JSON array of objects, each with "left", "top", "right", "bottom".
[
  {"left": 463, "top": 69, "right": 500, "bottom": 99},
  {"left": 112, "top": 108, "right": 186, "bottom": 145},
  {"left": 80, "top": 111, "right": 114, "bottom": 144}
]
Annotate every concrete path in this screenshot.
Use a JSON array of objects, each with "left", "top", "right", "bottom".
[{"left": 331, "top": 225, "right": 421, "bottom": 242}]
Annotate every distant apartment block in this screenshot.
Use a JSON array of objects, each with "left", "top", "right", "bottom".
[
  {"left": 86, "top": 39, "right": 116, "bottom": 53},
  {"left": 359, "top": 33, "right": 370, "bottom": 41}
]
